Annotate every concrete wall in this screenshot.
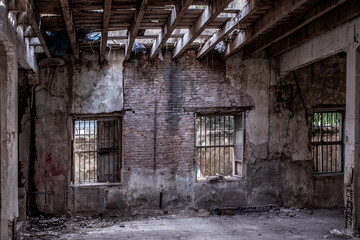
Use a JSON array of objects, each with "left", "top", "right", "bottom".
[
  {"left": 19, "top": 48, "right": 347, "bottom": 216},
  {"left": 270, "top": 55, "right": 346, "bottom": 208}
]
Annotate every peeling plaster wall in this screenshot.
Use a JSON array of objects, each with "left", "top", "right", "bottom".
[
  {"left": 24, "top": 49, "right": 346, "bottom": 216},
  {"left": 270, "top": 54, "right": 346, "bottom": 207},
  {"left": 21, "top": 51, "right": 125, "bottom": 215}
]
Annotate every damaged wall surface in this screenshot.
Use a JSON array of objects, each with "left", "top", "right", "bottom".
[{"left": 18, "top": 46, "right": 346, "bottom": 217}]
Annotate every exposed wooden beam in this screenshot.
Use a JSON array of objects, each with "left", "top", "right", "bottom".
[
  {"left": 125, "top": 0, "right": 148, "bottom": 60},
  {"left": 18, "top": 0, "right": 52, "bottom": 57},
  {"left": 172, "top": 0, "right": 233, "bottom": 59},
  {"left": 224, "top": 0, "right": 313, "bottom": 59},
  {"left": 149, "top": 0, "right": 194, "bottom": 59},
  {"left": 197, "top": 0, "right": 256, "bottom": 59},
  {"left": 243, "top": 0, "right": 348, "bottom": 58},
  {"left": 266, "top": 0, "right": 360, "bottom": 57},
  {"left": 100, "top": 0, "right": 112, "bottom": 63},
  {"left": 60, "top": 0, "right": 80, "bottom": 61}
]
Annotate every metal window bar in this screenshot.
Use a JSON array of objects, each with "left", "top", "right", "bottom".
[
  {"left": 74, "top": 118, "right": 120, "bottom": 184},
  {"left": 196, "top": 115, "right": 240, "bottom": 177},
  {"left": 311, "top": 112, "right": 343, "bottom": 173}
]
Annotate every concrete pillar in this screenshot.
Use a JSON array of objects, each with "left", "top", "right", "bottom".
[
  {"left": 0, "top": 42, "right": 19, "bottom": 239},
  {"left": 344, "top": 43, "right": 360, "bottom": 235}
]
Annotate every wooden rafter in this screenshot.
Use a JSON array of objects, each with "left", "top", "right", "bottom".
[
  {"left": 18, "top": 0, "right": 52, "bottom": 57},
  {"left": 125, "top": 0, "right": 148, "bottom": 60},
  {"left": 60, "top": 0, "right": 80, "bottom": 61},
  {"left": 224, "top": 0, "right": 313, "bottom": 58},
  {"left": 197, "top": 0, "right": 254, "bottom": 59},
  {"left": 172, "top": 0, "right": 233, "bottom": 59},
  {"left": 100, "top": 0, "right": 112, "bottom": 63},
  {"left": 243, "top": 0, "right": 348, "bottom": 58},
  {"left": 149, "top": 0, "right": 194, "bottom": 59}
]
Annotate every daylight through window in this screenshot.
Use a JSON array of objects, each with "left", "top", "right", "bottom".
[
  {"left": 196, "top": 113, "right": 244, "bottom": 178},
  {"left": 73, "top": 118, "right": 121, "bottom": 184},
  {"left": 311, "top": 111, "right": 343, "bottom": 173}
]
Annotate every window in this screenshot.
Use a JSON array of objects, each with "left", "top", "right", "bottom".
[
  {"left": 73, "top": 117, "right": 121, "bottom": 184},
  {"left": 196, "top": 113, "right": 245, "bottom": 178},
  {"left": 311, "top": 111, "right": 343, "bottom": 173}
]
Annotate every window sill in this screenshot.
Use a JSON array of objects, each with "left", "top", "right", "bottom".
[
  {"left": 196, "top": 175, "right": 244, "bottom": 183},
  {"left": 312, "top": 172, "right": 343, "bottom": 177},
  {"left": 71, "top": 182, "right": 122, "bottom": 188}
]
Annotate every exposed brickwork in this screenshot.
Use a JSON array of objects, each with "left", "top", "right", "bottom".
[{"left": 123, "top": 50, "right": 250, "bottom": 173}]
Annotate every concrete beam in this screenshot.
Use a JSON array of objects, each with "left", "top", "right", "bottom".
[
  {"left": 172, "top": 0, "right": 233, "bottom": 59},
  {"left": 243, "top": 0, "right": 347, "bottom": 58},
  {"left": 278, "top": 16, "right": 360, "bottom": 74},
  {"left": 0, "top": 1, "right": 38, "bottom": 74}
]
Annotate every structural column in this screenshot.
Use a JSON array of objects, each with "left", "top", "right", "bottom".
[
  {"left": 0, "top": 43, "right": 19, "bottom": 240},
  {"left": 344, "top": 42, "right": 360, "bottom": 235}
]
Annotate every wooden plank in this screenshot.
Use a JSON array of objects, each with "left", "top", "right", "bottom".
[
  {"left": 18, "top": 0, "right": 52, "bottom": 57},
  {"left": 125, "top": 0, "right": 148, "bottom": 60},
  {"left": 149, "top": 0, "right": 194, "bottom": 59},
  {"left": 242, "top": 0, "right": 348, "bottom": 58},
  {"left": 60, "top": 0, "right": 80, "bottom": 61},
  {"left": 224, "top": 0, "right": 313, "bottom": 58},
  {"left": 100, "top": 0, "right": 113, "bottom": 63},
  {"left": 197, "top": 0, "right": 260, "bottom": 59},
  {"left": 172, "top": 0, "right": 233, "bottom": 59},
  {"left": 266, "top": 0, "right": 360, "bottom": 57}
]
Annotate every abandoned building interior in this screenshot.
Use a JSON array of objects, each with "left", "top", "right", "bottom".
[{"left": 0, "top": 0, "right": 360, "bottom": 238}]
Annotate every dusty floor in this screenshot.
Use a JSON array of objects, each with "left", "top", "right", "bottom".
[{"left": 20, "top": 208, "right": 358, "bottom": 240}]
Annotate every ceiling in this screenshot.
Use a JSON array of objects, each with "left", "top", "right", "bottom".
[{"left": 10, "top": 0, "right": 360, "bottom": 62}]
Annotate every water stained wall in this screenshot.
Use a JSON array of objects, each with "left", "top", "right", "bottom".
[{"left": 17, "top": 49, "right": 346, "bottom": 216}]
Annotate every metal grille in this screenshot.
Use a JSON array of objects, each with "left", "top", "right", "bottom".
[
  {"left": 73, "top": 118, "right": 120, "bottom": 184},
  {"left": 311, "top": 112, "right": 343, "bottom": 173},
  {"left": 196, "top": 114, "right": 244, "bottom": 178}
]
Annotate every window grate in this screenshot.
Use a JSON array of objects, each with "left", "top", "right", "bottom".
[
  {"left": 311, "top": 112, "right": 343, "bottom": 173},
  {"left": 196, "top": 114, "right": 244, "bottom": 178},
  {"left": 73, "top": 118, "right": 120, "bottom": 184}
]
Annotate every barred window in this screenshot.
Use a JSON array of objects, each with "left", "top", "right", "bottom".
[
  {"left": 311, "top": 111, "right": 343, "bottom": 173},
  {"left": 196, "top": 113, "right": 245, "bottom": 178},
  {"left": 73, "top": 117, "right": 121, "bottom": 184}
]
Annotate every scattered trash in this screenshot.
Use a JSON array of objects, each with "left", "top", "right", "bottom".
[
  {"left": 132, "top": 42, "right": 147, "bottom": 55},
  {"left": 214, "top": 41, "right": 226, "bottom": 54},
  {"left": 328, "top": 229, "right": 352, "bottom": 239},
  {"left": 77, "top": 31, "right": 102, "bottom": 42}
]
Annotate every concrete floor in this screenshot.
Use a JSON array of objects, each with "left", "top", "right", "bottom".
[{"left": 21, "top": 208, "right": 357, "bottom": 240}]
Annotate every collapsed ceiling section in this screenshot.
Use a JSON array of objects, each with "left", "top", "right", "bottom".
[{"left": 10, "top": 0, "right": 360, "bottom": 62}]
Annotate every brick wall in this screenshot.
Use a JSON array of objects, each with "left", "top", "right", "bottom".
[{"left": 123, "top": 50, "right": 251, "bottom": 174}]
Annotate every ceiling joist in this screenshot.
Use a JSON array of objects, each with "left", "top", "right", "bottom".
[
  {"left": 172, "top": 0, "right": 233, "bottom": 59},
  {"left": 125, "top": 0, "right": 148, "bottom": 60},
  {"left": 149, "top": 0, "right": 194, "bottom": 59},
  {"left": 223, "top": 0, "right": 313, "bottom": 58},
  {"left": 60, "top": 0, "right": 80, "bottom": 61},
  {"left": 100, "top": 0, "right": 113, "bottom": 63},
  {"left": 243, "top": 0, "right": 348, "bottom": 58},
  {"left": 18, "top": 0, "right": 52, "bottom": 57}
]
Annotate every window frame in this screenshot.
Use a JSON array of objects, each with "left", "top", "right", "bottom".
[
  {"left": 71, "top": 114, "right": 122, "bottom": 185},
  {"left": 311, "top": 109, "right": 344, "bottom": 175},
  {"left": 195, "top": 112, "right": 245, "bottom": 180}
]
